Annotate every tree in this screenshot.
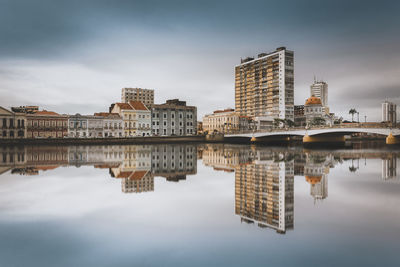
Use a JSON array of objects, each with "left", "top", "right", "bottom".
[
  {"left": 349, "top": 109, "right": 357, "bottom": 122},
  {"left": 311, "top": 117, "right": 326, "bottom": 126},
  {"left": 285, "top": 119, "right": 295, "bottom": 128},
  {"left": 273, "top": 118, "right": 285, "bottom": 128}
]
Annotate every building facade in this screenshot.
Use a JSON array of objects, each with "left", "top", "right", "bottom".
[
  {"left": 235, "top": 47, "right": 294, "bottom": 121},
  {"left": 382, "top": 101, "right": 397, "bottom": 124},
  {"left": 94, "top": 112, "right": 124, "bottom": 137},
  {"left": 121, "top": 88, "right": 154, "bottom": 107},
  {"left": 110, "top": 101, "right": 151, "bottom": 137},
  {"left": 26, "top": 110, "right": 68, "bottom": 138},
  {"left": 304, "top": 96, "right": 333, "bottom": 127},
  {"left": 310, "top": 80, "right": 328, "bottom": 108},
  {"left": 150, "top": 99, "right": 197, "bottom": 136},
  {"left": 68, "top": 114, "right": 104, "bottom": 138},
  {"left": 202, "top": 109, "right": 239, "bottom": 134},
  {"left": 294, "top": 105, "right": 306, "bottom": 127},
  {"left": 0, "top": 107, "right": 27, "bottom": 139}
]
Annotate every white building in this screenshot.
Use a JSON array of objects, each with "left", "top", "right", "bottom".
[
  {"left": 382, "top": 101, "right": 397, "bottom": 124},
  {"left": 94, "top": 112, "right": 123, "bottom": 137},
  {"left": 68, "top": 114, "right": 104, "bottom": 138},
  {"left": 151, "top": 99, "right": 197, "bottom": 136},
  {"left": 310, "top": 79, "right": 328, "bottom": 108}
]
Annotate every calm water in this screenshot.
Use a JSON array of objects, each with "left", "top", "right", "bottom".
[{"left": 0, "top": 143, "right": 399, "bottom": 267}]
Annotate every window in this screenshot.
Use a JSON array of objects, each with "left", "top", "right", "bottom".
[{"left": 163, "top": 113, "right": 167, "bottom": 119}]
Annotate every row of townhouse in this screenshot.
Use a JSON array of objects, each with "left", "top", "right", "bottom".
[{"left": 1, "top": 98, "right": 197, "bottom": 139}]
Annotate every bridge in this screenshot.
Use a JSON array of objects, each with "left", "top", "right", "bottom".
[{"left": 224, "top": 123, "right": 400, "bottom": 144}]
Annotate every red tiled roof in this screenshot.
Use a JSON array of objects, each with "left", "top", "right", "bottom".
[
  {"left": 34, "top": 110, "right": 60, "bottom": 116},
  {"left": 115, "top": 103, "right": 133, "bottom": 110},
  {"left": 129, "top": 170, "right": 148, "bottom": 180},
  {"left": 129, "top": 101, "right": 149, "bottom": 111},
  {"left": 115, "top": 171, "right": 132, "bottom": 178}
]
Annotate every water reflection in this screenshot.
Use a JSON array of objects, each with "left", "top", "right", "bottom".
[{"left": 1, "top": 144, "right": 399, "bottom": 235}]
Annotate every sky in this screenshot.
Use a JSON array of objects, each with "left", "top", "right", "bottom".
[{"left": 0, "top": 0, "right": 399, "bottom": 121}]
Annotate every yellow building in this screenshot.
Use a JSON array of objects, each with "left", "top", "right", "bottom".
[
  {"left": 202, "top": 109, "right": 240, "bottom": 134},
  {"left": 110, "top": 101, "right": 151, "bottom": 137}
]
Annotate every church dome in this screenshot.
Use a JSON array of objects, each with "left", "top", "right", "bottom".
[
  {"left": 305, "top": 96, "right": 322, "bottom": 105},
  {"left": 305, "top": 175, "right": 322, "bottom": 185}
]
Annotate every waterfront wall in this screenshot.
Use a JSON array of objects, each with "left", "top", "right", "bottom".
[{"left": 0, "top": 135, "right": 206, "bottom": 145}]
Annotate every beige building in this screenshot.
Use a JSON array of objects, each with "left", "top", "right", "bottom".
[
  {"left": 110, "top": 101, "right": 151, "bottom": 137},
  {"left": 0, "top": 106, "right": 27, "bottom": 139},
  {"left": 202, "top": 109, "right": 240, "bottom": 134},
  {"left": 235, "top": 47, "right": 294, "bottom": 121},
  {"left": 121, "top": 88, "right": 154, "bottom": 107}
]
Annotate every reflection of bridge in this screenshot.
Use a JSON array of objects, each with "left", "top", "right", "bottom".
[{"left": 225, "top": 124, "right": 400, "bottom": 144}]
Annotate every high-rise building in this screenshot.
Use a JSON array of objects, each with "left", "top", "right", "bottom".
[
  {"left": 310, "top": 79, "right": 328, "bottom": 108},
  {"left": 121, "top": 88, "right": 154, "bottom": 107},
  {"left": 235, "top": 47, "right": 294, "bottom": 121},
  {"left": 382, "top": 101, "right": 397, "bottom": 124}
]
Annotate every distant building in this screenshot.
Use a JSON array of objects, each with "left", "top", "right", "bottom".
[
  {"left": 235, "top": 47, "right": 294, "bottom": 121},
  {"left": 11, "top": 106, "right": 39, "bottom": 114},
  {"left": 121, "top": 88, "right": 154, "bottom": 107},
  {"left": 304, "top": 96, "right": 333, "bottom": 127},
  {"left": 310, "top": 79, "right": 328, "bottom": 108},
  {"left": 382, "top": 101, "right": 397, "bottom": 124},
  {"left": 0, "top": 106, "right": 27, "bottom": 139},
  {"left": 294, "top": 105, "right": 306, "bottom": 127},
  {"left": 94, "top": 112, "right": 124, "bottom": 137},
  {"left": 197, "top": 121, "right": 203, "bottom": 135},
  {"left": 150, "top": 99, "right": 197, "bottom": 136},
  {"left": 26, "top": 110, "right": 68, "bottom": 138},
  {"left": 202, "top": 109, "right": 239, "bottom": 134},
  {"left": 110, "top": 101, "right": 151, "bottom": 137},
  {"left": 68, "top": 114, "right": 104, "bottom": 138}
]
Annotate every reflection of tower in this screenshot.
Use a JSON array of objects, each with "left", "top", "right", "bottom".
[
  {"left": 235, "top": 156, "right": 294, "bottom": 234},
  {"left": 382, "top": 155, "right": 397, "bottom": 180},
  {"left": 304, "top": 154, "right": 330, "bottom": 203}
]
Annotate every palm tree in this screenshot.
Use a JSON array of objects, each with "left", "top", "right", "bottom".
[{"left": 349, "top": 109, "right": 357, "bottom": 122}]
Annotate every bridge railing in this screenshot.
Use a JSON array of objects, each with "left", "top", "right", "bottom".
[{"left": 227, "top": 122, "right": 397, "bottom": 135}]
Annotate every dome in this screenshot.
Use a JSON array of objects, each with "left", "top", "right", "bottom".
[
  {"left": 305, "top": 175, "right": 322, "bottom": 185},
  {"left": 305, "top": 96, "right": 322, "bottom": 105}
]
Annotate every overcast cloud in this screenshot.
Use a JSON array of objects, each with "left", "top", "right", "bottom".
[{"left": 0, "top": 0, "right": 399, "bottom": 120}]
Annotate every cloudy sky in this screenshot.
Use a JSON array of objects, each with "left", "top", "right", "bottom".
[{"left": 0, "top": 0, "right": 399, "bottom": 120}]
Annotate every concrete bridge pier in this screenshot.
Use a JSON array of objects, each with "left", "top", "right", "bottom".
[
  {"left": 303, "top": 134, "right": 346, "bottom": 144},
  {"left": 386, "top": 133, "right": 400, "bottom": 145}
]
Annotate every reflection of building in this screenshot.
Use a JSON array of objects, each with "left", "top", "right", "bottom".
[
  {"left": 121, "top": 88, "right": 154, "bottom": 107},
  {"left": 382, "top": 156, "right": 397, "bottom": 180},
  {"left": 382, "top": 101, "right": 397, "bottom": 124},
  {"left": 0, "top": 106, "right": 27, "bottom": 139},
  {"left": 150, "top": 99, "right": 197, "bottom": 136},
  {"left": 151, "top": 144, "right": 197, "bottom": 181},
  {"left": 235, "top": 47, "right": 294, "bottom": 121},
  {"left": 304, "top": 153, "right": 332, "bottom": 202},
  {"left": 235, "top": 154, "right": 294, "bottom": 234},
  {"left": 202, "top": 144, "right": 252, "bottom": 172}
]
